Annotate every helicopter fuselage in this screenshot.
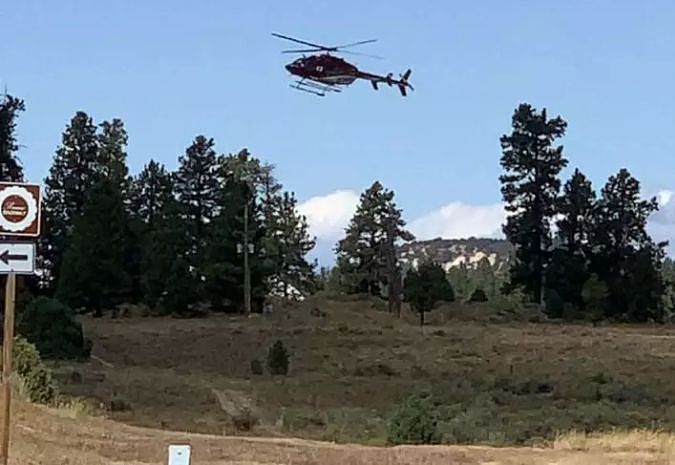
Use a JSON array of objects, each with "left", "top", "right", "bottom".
[{"left": 285, "top": 54, "right": 359, "bottom": 86}]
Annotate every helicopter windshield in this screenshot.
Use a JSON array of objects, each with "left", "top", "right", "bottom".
[{"left": 292, "top": 58, "right": 305, "bottom": 67}]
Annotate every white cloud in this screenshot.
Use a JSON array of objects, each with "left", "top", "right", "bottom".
[
  {"left": 297, "top": 190, "right": 359, "bottom": 240},
  {"left": 648, "top": 189, "right": 675, "bottom": 253},
  {"left": 652, "top": 189, "right": 675, "bottom": 226},
  {"left": 300, "top": 187, "right": 675, "bottom": 265},
  {"left": 409, "top": 201, "right": 506, "bottom": 241}
]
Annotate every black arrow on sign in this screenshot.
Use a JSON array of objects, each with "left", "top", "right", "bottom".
[{"left": 0, "top": 250, "right": 28, "bottom": 265}]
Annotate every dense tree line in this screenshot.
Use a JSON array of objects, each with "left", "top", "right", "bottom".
[
  {"left": 29, "top": 109, "right": 317, "bottom": 316},
  {"left": 3, "top": 93, "right": 674, "bottom": 325},
  {"left": 329, "top": 103, "right": 673, "bottom": 323},
  {"left": 499, "top": 103, "right": 669, "bottom": 322}
]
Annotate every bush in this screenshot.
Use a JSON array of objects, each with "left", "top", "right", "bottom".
[
  {"left": 582, "top": 274, "right": 608, "bottom": 323},
  {"left": 387, "top": 393, "right": 441, "bottom": 445},
  {"left": 17, "top": 297, "right": 92, "bottom": 360},
  {"left": 267, "top": 340, "right": 290, "bottom": 376},
  {"left": 108, "top": 394, "right": 132, "bottom": 412},
  {"left": 232, "top": 407, "right": 259, "bottom": 431},
  {"left": 543, "top": 288, "right": 565, "bottom": 319},
  {"left": 4, "top": 337, "right": 59, "bottom": 405},
  {"left": 468, "top": 288, "right": 488, "bottom": 303},
  {"left": 250, "top": 358, "right": 263, "bottom": 375}
]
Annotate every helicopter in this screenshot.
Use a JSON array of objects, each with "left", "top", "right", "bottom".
[{"left": 272, "top": 33, "right": 414, "bottom": 97}]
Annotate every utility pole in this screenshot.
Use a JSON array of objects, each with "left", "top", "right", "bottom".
[{"left": 243, "top": 199, "right": 251, "bottom": 316}]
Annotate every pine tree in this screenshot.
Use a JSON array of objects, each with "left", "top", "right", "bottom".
[
  {"left": 0, "top": 93, "right": 25, "bottom": 182},
  {"left": 41, "top": 111, "right": 103, "bottom": 291},
  {"left": 590, "top": 168, "right": 665, "bottom": 320},
  {"left": 174, "top": 135, "right": 220, "bottom": 270},
  {"left": 98, "top": 118, "right": 130, "bottom": 196},
  {"left": 204, "top": 178, "right": 268, "bottom": 312},
  {"left": 381, "top": 201, "right": 414, "bottom": 316},
  {"left": 499, "top": 103, "right": 568, "bottom": 304},
  {"left": 160, "top": 255, "right": 201, "bottom": 317},
  {"left": 336, "top": 181, "right": 414, "bottom": 296},
  {"left": 55, "top": 178, "right": 132, "bottom": 315},
  {"left": 545, "top": 169, "right": 596, "bottom": 313},
  {"left": 130, "top": 159, "right": 174, "bottom": 226},
  {"left": 556, "top": 169, "right": 596, "bottom": 257},
  {"left": 141, "top": 198, "right": 188, "bottom": 311},
  {"left": 403, "top": 261, "right": 454, "bottom": 328},
  {"left": 266, "top": 191, "right": 316, "bottom": 298}
]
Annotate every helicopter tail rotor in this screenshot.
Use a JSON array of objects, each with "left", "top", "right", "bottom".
[{"left": 397, "top": 69, "right": 413, "bottom": 96}]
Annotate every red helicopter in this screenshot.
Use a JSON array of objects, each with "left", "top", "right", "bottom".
[{"left": 272, "top": 33, "right": 414, "bottom": 97}]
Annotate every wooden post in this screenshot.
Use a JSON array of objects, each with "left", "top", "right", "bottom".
[{"left": 0, "top": 273, "right": 16, "bottom": 465}]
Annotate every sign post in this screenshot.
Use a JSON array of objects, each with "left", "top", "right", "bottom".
[{"left": 0, "top": 182, "right": 41, "bottom": 465}]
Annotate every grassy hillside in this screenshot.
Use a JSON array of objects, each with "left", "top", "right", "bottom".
[{"left": 49, "top": 296, "right": 675, "bottom": 448}]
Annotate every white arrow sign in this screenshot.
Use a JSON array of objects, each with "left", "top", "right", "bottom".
[{"left": 0, "top": 243, "right": 35, "bottom": 275}]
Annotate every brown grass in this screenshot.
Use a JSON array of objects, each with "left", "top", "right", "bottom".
[
  {"left": 8, "top": 399, "right": 675, "bottom": 464},
  {"left": 29, "top": 296, "right": 675, "bottom": 462}
]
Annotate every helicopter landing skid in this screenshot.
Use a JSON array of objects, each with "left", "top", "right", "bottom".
[{"left": 291, "top": 79, "right": 341, "bottom": 96}]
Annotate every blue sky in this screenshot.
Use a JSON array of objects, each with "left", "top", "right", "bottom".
[{"left": 2, "top": 0, "right": 674, "bottom": 263}]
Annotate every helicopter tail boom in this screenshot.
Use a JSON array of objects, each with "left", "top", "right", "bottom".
[{"left": 360, "top": 68, "right": 413, "bottom": 96}]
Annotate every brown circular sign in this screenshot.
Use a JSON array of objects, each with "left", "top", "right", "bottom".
[{"left": 1, "top": 195, "right": 29, "bottom": 223}]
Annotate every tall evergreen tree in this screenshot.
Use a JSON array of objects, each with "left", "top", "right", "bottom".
[
  {"left": 590, "top": 168, "right": 665, "bottom": 320},
  {"left": 130, "top": 160, "right": 174, "bottom": 227},
  {"left": 335, "top": 181, "right": 414, "bottom": 296},
  {"left": 267, "top": 191, "right": 316, "bottom": 298},
  {"left": 142, "top": 198, "right": 189, "bottom": 311},
  {"left": 545, "top": 169, "right": 597, "bottom": 313},
  {"left": 499, "top": 103, "right": 568, "bottom": 304},
  {"left": 204, "top": 178, "right": 268, "bottom": 312},
  {"left": 55, "top": 178, "right": 132, "bottom": 315},
  {"left": 41, "top": 111, "right": 103, "bottom": 291},
  {"left": 556, "top": 169, "right": 596, "bottom": 256},
  {"left": 98, "top": 118, "right": 130, "bottom": 196},
  {"left": 0, "top": 93, "right": 25, "bottom": 182},
  {"left": 174, "top": 135, "right": 220, "bottom": 269}
]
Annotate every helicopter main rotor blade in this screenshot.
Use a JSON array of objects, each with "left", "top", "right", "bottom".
[
  {"left": 339, "top": 49, "right": 384, "bottom": 59},
  {"left": 334, "top": 39, "right": 377, "bottom": 49},
  {"left": 281, "top": 48, "right": 324, "bottom": 53},
  {"left": 272, "top": 33, "right": 330, "bottom": 50}
]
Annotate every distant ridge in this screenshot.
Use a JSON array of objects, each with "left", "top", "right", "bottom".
[{"left": 398, "top": 237, "right": 512, "bottom": 271}]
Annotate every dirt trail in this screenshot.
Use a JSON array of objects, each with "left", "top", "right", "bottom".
[{"left": 9, "top": 401, "right": 671, "bottom": 465}]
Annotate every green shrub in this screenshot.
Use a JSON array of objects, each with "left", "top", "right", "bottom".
[
  {"left": 250, "top": 358, "right": 263, "bottom": 375},
  {"left": 267, "top": 340, "right": 290, "bottom": 375},
  {"left": 468, "top": 288, "right": 488, "bottom": 303},
  {"left": 543, "top": 288, "right": 565, "bottom": 319},
  {"left": 4, "top": 337, "right": 59, "bottom": 405},
  {"left": 108, "top": 394, "right": 132, "bottom": 412},
  {"left": 387, "top": 393, "right": 441, "bottom": 445},
  {"left": 17, "top": 296, "right": 92, "bottom": 360},
  {"left": 582, "top": 274, "right": 609, "bottom": 323}
]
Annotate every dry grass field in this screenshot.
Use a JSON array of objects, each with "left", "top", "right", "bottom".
[
  {"left": 9, "top": 400, "right": 675, "bottom": 464},
  {"left": 43, "top": 295, "right": 675, "bottom": 452}
]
